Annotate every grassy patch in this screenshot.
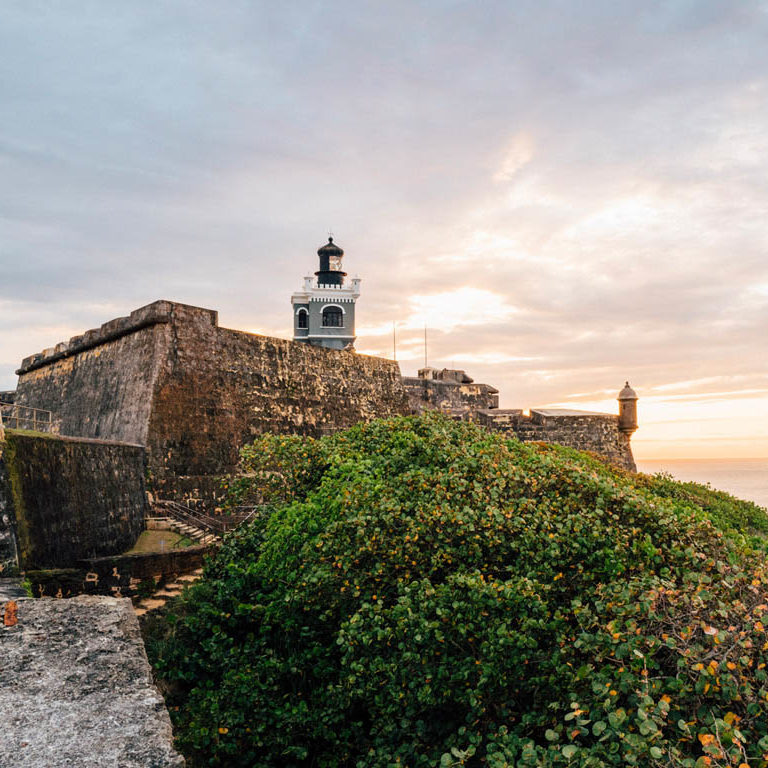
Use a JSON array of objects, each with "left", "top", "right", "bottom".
[{"left": 127, "top": 529, "right": 193, "bottom": 554}]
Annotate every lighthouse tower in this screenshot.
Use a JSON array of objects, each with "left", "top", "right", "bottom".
[{"left": 291, "top": 237, "right": 361, "bottom": 350}]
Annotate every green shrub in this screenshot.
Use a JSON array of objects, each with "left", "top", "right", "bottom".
[{"left": 149, "top": 414, "right": 768, "bottom": 767}]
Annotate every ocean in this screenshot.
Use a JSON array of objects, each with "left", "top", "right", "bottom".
[{"left": 636, "top": 458, "right": 768, "bottom": 510}]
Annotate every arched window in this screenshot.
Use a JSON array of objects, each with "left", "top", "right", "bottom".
[
  {"left": 296, "top": 309, "right": 308, "bottom": 329},
  {"left": 322, "top": 306, "right": 343, "bottom": 328}
]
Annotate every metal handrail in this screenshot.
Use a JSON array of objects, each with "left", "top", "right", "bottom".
[
  {"left": 151, "top": 500, "right": 267, "bottom": 545},
  {"left": 153, "top": 500, "right": 221, "bottom": 545},
  {"left": 0, "top": 401, "right": 56, "bottom": 433},
  {"left": 229, "top": 505, "right": 271, "bottom": 528}
]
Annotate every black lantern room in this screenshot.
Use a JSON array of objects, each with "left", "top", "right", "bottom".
[{"left": 315, "top": 237, "right": 346, "bottom": 287}]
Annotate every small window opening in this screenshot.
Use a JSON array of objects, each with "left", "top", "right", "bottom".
[{"left": 322, "top": 307, "right": 343, "bottom": 327}]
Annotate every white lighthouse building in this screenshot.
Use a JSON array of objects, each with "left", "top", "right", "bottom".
[{"left": 291, "top": 237, "right": 361, "bottom": 350}]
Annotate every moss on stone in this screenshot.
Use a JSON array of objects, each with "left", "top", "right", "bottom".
[{"left": 2, "top": 433, "right": 33, "bottom": 567}]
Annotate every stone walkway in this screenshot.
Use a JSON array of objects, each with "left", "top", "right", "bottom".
[{"left": 0, "top": 595, "right": 185, "bottom": 767}]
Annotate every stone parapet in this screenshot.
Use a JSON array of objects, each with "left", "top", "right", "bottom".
[
  {"left": 16, "top": 300, "right": 217, "bottom": 375},
  {"left": 0, "top": 596, "right": 185, "bottom": 767},
  {"left": 474, "top": 407, "right": 636, "bottom": 471},
  {"left": 403, "top": 376, "right": 500, "bottom": 413},
  {"left": 26, "top": 544, "right": 212, "bottom": 599}
]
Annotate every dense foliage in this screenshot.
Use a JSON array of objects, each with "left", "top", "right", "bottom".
[{"left": 148, "top": 414, "right": 768, "bottom": 767}]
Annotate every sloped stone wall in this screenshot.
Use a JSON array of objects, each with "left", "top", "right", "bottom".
[
  {"left": 14, "top": 301, "right": 409, "bottom": 504},
  {"left": 15, "top": 302, "right": 176, "bottom": 444},
  {"left": 0, "top": 431, "right": 147, "bottom": 569},
  {"left": 147, "top": 308, "right": 409, "bottom": 494}
]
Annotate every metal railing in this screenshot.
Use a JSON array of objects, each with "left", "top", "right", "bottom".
[
  {"left": 152, "top": 500, "right": 225, "bottom": 546},
  {"left": 0, "top": 402, "right": 56, "bottom": 433},
  {"left": 151, "top": 500, "right": 266, "bottom": 546},
  {"left": 229, "top": 504, "right": 271, "bottom": 528}
]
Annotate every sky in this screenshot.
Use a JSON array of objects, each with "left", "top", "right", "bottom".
[{"left": 1, "top": 1, "right": 767, "bottom": 459}]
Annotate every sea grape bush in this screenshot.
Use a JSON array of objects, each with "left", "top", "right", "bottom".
[{"left": 149, "top": 413, "right": 768, "bottom": 767}]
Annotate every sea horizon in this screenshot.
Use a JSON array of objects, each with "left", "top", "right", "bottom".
[{"left": 636, "top": 458, "right": 768, "bottom": 510}]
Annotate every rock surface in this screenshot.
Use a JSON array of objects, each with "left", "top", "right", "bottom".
[
  {"left": 0, "top": 578, "right": 25, "bottom": 600},
  {"left": 0, "top": 595, "right": 184, "bottom": 767}
]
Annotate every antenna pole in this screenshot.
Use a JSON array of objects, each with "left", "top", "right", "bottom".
[
  {"left": 393, "top": 321, "right": 397, "bottom": 361},
  {"left": 424, "top": 324, "right": 428, "bottom": 368}
]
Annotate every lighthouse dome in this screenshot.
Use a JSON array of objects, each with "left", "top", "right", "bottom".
[{"left": 317, "top": 237, "right": 344, "bottom": 257}]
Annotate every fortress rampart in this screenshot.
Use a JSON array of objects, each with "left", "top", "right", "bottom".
[
  {"left": 403, "top": 368, "right": 636, "bottom": 471},
  {"left": 10, "top": 300, "right": 638, "bottom": 509},
  {"left": 15, "top": 300, "right": 409, "bottom": 505},
  {"left": 402, "top": 367, "right": 499, "bottom": 413},
  {"left": 475, "top": 408, "right": 635, "bottom": 470}
]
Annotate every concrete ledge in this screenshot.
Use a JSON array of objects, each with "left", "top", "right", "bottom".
[{"left": 0, "top": 595, "right": 184, "bottom": 767}]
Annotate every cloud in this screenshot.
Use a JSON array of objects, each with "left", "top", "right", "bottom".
[
  {"left": 494, "top": 133, "right": 535, "bottom": 182},
  {"left": 1, "top": 1, "right": 767, "bottom": 457}
]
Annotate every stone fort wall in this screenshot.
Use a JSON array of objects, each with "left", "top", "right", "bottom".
[
  {"left": 403, "top": 369, "right": 636, "bottom": 472},
  {"left": 15, "top": 301, "right": 410, "bottom": 505},
  {"left": 0, "top": 431, "right": 147, "bottom": 570},
  {"left": 12, "top": 301, "right": 636, "bottom": 509},
  {"left": 475, "top": 408, "right": 635, "bottom": 471}
]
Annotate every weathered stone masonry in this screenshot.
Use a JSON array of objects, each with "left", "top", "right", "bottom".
[
  {"left": 475, "top": 408, "right": 635, "bottom": 471},
  {"left": 15, "top": 300, "right": 410, "bottom": 505},
  {"left": 402, "top": 368, "right": 499, "bottom": 414},
  {"left": 403, "top": 368, "right": 637, "bottom": 472},
  {"left": 0, "top": 431, "right": 147, "bottom": 570},
  {"left": 12, "top": 301, "right": 638, "bottom": 509},
  {"left": 0, "top": 596, "right": 184, "bottom": 768}
]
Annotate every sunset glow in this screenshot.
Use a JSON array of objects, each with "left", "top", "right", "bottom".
[{"left": 2, "top": 3, "right": 767, "bottom": 460}]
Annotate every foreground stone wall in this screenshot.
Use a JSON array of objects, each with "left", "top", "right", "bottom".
[
  {"left": 0, "top": 596, "right": 184, "bottom": 768},
  {"left": 15, "top": 301, "right": 409, "bottom": 504},
  {"left": 475, "top": 408, "right": 636, "bottom": 471},
  {"left": 0, "top": 431, "right": 147, "bottom": 569}
]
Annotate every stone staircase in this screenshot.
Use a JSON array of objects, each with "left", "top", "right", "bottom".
[
  {"left": 168, "top": 518, "right": 217, "bottom": 543},
  {"left": 134, "top": 502, "right": 262, "bottom": 617},
  {"left": 148, "top": 516, "right": 219, "bottom": 545},
  {"left": 148, "top": 500, "right": 224, "bottom": 546},
  {"left": 133, "top": 568, "right": 204, "bottom": 617}
]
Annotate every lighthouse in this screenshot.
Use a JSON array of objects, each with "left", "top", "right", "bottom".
[{"left": 291, "top": 237, "right": 361, "bottom": 350}]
